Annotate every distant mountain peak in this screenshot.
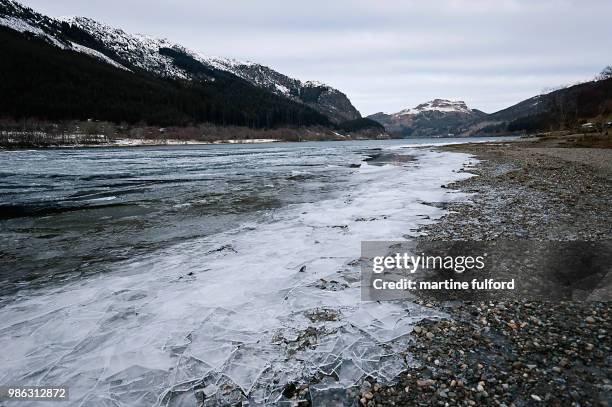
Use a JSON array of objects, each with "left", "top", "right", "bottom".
[
  {"left": 368, "top": 99, "right": 485, "bottom": 137},
  {"left": 396, "top": 99, "right": 472, "bottom": 116}
]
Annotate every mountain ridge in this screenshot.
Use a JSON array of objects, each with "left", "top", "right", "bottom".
[
  {"left": 474, "top": 78, "right": 612, "bottom": 134},
  {"left": 2, "top": 0, "right": 609, "bottom": 138},
  {"left": 369, "top": 77, "right": 612, "bottom": 137},
  {"left": 367, "top": 99, "right": 486, "bottom": 137},
  {"left": 63, "top": 12, "right": 362, "bottom": 123},
  {"left": 0, "top": 0, "right": 361, "bottom": 126}
]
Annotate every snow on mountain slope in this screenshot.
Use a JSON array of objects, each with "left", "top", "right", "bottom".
[
  {"left": 202, "top": 56, "right": 301, "bottom": 95},
  {"left": 201, "top": 57, "right": 361, "bottom": 122},
  {"left": 0, "top": 1, "right": 132, "bottom": 71},
  {"left": 67, "top": 15, "right": 362, "bottom": 122},
  {"left": 368, "top": 99, "right": 486, "bottom": 137},
  {"left": 64, "top": 17, "right": 189, "bottom": 79},
  {"left": 69, "top": 41, "right": 131, "bottom": 71},
  {"left": 0, "top": 0, "right": 361, "bottom": 123},
  {"left": 396, "top": 99, "right": 473, "bottom": 116},
  {"left": 0, "top": 15, "right": 64, "bottom": 47}
]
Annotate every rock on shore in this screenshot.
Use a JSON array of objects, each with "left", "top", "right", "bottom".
[{"left": 368, "top": 136, "right": 612, "bottom": 406}]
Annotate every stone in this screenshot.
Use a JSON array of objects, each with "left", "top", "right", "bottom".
[{"left": 417, "top": 379, "right": 434, "bottom": 388}]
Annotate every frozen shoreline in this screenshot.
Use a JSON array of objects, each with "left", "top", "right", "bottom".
[
  {"left": 0, "top": 144, "right": 477, "bottom": 406},
  {"left": 371, "top": 137, "right": 612, "bottom": 406}
]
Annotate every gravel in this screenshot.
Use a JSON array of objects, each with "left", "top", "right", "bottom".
[
  {"left": 420, "top": 139, "right": 612, "bottom": 241},
  {"left": 368, "top": 300, "right": 610, "bottom": 406},
  {"left": 368, "top": 138, "right": 612, "bottom": 407}
]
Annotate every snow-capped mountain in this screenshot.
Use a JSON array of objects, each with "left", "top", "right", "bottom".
[
  {"left": 396, "top": 99, "right": 474, "bottom": 115},
  {"left": 368, "top": 99, "right": 486, "bottom": 137},
  {"left": 63, "top": 17, "right": 188, "bottom": 78},
  {"left": 0, "top": 3, "right": 129, "bottom": 72},
  {"left": 199, "top": 58, "right": 361, "bottom": 122},
  {"left": 0, "top": 0, "right": 360, "bottom": 124}
]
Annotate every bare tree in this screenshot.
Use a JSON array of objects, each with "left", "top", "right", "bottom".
[{"left": 596, "top": 66, "right": 612, "bottom": 81}]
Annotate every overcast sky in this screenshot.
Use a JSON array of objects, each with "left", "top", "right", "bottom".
[{"left": 20, "top": 0, "right": 612, "bottom": 115}]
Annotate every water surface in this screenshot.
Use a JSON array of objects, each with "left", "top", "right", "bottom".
[{"left": 0, "top": 137, "right": 504, "bottom": 406}]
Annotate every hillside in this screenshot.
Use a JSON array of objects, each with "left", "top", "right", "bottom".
[
  {"left": 485, "top": 78, "right": 612, "bottom": 133},
  {"left": 369, "top": 79, "right": 612, "bottom": 137},
  {"left": 0, "top": 0, "right": 361, "bottom": 128},
  {"left": 368, "top": 99, "right": 486, "bottom": 137},
  {"left": 1, "top": 26, "right": 332, "bottom": 128},
  {"left": 202, "top": 58, "right": 361, "bottom": 123}
]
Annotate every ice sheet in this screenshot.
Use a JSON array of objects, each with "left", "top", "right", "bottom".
[{"left": 0, "top": 148, "right": 475, "bottom": 406}]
